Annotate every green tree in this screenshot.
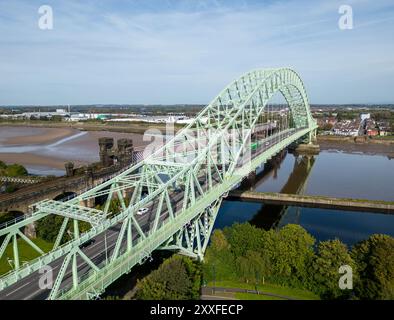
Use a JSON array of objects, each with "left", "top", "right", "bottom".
[
  {"left": 36, "top": 215, "right": 90, "bottom": 243},
  {"left": 235, "top": 249, "right": 271, "bottom": 283},
  {"left": 95, "top": 198, "right": 130, "bottom": 218},
  {"left": 51, "top": 115, "right": 63, "bottom": 122},
  {"left": 351, "top": 234, "right": 394, "bottom": 300},
  {"left": 309, "top": 239, "right": 356, "bottom": 299},
  {"left": 135, "top": 255, "right": 201, "bottom": 300},
  {"left": 4, "top": 164, "right": 28, "bottom": 177},
  {"left": 261, "top": 224, "right": 315, "bottom": 286},
  {"left": 0, "top": 212, "right": 16, "bottom": 225},
  {"left": 223, "top": 222, "right": 264, "bottom": 257},
  {"left": 182, "top": 255, "right": 202, "bottom": 299},
  {"left": 36, "top": 215, "right": 64, "bottom": 242},
  {"left": 0, "top": 161, "right": 7, "bottom": 170},
  {"left": 203, "top": 229, "right": 236, "bottom": 282}
]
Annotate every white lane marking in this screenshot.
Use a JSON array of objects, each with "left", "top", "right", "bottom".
[
  {"left": 17, "top": 232, "right": 120, "bottom": 300},
  {"left": 88, "top": 232, "right": 118, "bottom": 250},
  {"left": 23, "top": 290, "right": 44, "bottom": 301},
  {"left": 6, "top": 280, "right": 32, "bottom": 296}
]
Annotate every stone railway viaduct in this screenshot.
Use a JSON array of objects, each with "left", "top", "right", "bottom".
[{"left": 0, "top": 137, "right": 141, "bottom": 219}]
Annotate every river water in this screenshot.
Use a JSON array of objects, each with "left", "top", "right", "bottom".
[
  {"left": 215, "top": 150, "right": 394, "bottom": 246},
  {"left": 1, "top": 125, "right": 393, "bottom": 245}
]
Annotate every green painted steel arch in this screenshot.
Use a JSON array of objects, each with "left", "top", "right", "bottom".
[
  {"left": 146, "top": 68, "right": 316, "bottom": 168},
  {"left": 0, "top": 67, "right": 318, "bottom": 300},
  {"left": 205, "top": 67, "right": 315, "bottom": 130},
  {"left": 224, "top": 68, "right": 316, "bottom": 173}
]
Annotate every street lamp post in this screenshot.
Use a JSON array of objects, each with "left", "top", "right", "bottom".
[
  {"left": 104, "top": 230, "right": 108, "bottom": 265},
  {"left": 213, "top": 264, "right": 216, "bottom": 295},
  {"left": 255, "top": 271, "right": 260, "bottom": 295}
]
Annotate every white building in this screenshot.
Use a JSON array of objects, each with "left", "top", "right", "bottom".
[{"left": 360, "top": 113, "right": 370, "bottom": 121}]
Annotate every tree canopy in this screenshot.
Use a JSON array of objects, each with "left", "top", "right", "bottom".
[
  {"left": 310, "top": 239, "right": 356, "bottom": 299},
  {"left": 203, "top": 222, "right": 394, "bottom": 300},
  {"left": 0, "top": 163, "right": 28, "bottom": 177},
  {"left": 135, "top": 255, "right": 201, "bottom": 300},
  {"left": 351, "top": 234, "right": 394, "bottom": 300}
]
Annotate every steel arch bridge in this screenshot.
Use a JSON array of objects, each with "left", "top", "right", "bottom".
[{"left": 0, "top": 68, "right": 317, "bottom": 300}]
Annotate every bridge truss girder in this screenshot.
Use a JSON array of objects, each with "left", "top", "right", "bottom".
[{"left": 0, "top": 68, "right": 317, "bottom": 299}]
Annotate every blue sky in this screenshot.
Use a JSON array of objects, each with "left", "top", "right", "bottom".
[{"left": 0, "top": 0, "right": 393, "bottom": 105}]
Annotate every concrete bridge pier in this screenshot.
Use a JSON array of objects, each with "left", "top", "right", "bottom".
[
  {"left": 65, "top": 162, "right": 75, "bottom": 177},
  {"left": 294, "top": 129, "right": 320, "bottom": 155},
  {"left": 261, "top": 149, "right": 286, "bottom": 179},
  {"left": 99, "top": 138, "right": 115, "bottom": 167},
  {"left": 308, "top": 128, "right": 317, "bottom": 144},
  {"left": 24, "top": 222, "right": 37, "bottom": 238},
  {"left": 240, "top": 170, "right": 256, "bottom": 190},
  {"left": 79, "top": 198, "right": 95, "bottom": 208},
  {"left": 87, "top": 198, "right": 95, "bottom": 208},
  {"left": 117, "top": 139, "right": 134, "bottom": 166},
  {"left": 122, "top": 188, "right": 133, "bottom": 202},
  {"left": 85, "top": 165, "right": 94, "bottom": 184}
]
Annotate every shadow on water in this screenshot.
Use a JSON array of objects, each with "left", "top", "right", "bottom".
[{"left": 230, "top": 151, "right": 317, "bottom": 230}]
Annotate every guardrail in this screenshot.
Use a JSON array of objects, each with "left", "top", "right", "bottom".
[{"left": 0, "top": 176, "right": 43, "bottom": 184}]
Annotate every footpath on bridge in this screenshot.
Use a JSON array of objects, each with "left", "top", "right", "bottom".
[{"left": 227, "top": 191, "right": 394, "bottom": 214}]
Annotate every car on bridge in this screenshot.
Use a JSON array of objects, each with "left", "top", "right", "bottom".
[
  {"left": 137, "top": 207, "right": 149, "bottom": 215},
  {"left": 80, "top": 239, "right": 95, "bottom": 249}
]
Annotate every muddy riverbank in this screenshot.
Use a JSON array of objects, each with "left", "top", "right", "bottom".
[
  {"left": 0, "top": 126, "right": 148, "bottom": 175},
  {"left": 317, "top": 135, "right": 394, "bottom": 157},
  {"left": 0, "top": 120, "right": 182, "bottom": 134},
  {"left": 1, "top": 125, "right": 393, "bottom": 176}
]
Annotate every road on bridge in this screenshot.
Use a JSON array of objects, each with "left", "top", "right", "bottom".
[{"left": 0, "top": 129, "right": 300, "bottom": 300}]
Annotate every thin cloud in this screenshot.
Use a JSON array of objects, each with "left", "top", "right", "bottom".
[{"left": 0, "top": 0, "right": 393, "bottom": 105}]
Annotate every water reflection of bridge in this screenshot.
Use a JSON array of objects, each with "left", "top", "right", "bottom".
[{"left": 247, "top": 152, "right": 316, "bottom": 230}]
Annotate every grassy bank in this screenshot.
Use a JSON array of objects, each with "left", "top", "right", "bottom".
[
  {"left": 207, "top": 280, "right": 320, "bottom": 300},
  {"left": 0, "top": 237, "right": 53, "bottom": 275}
]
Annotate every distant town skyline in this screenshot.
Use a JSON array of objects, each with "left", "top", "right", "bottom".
[{"left": 0, "top": 0, "right": 394, "bottom": 105}]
